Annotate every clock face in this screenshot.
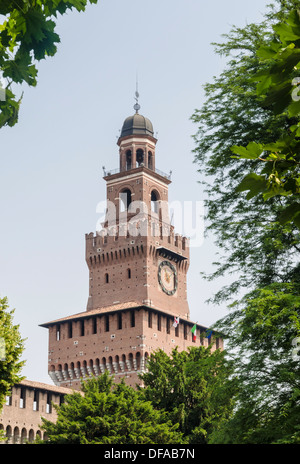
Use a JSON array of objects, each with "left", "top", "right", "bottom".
[{"left": 158, "top": 261, "right": 177, "bottom": 296}]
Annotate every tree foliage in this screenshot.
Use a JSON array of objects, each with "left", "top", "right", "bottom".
[
  {"left": 40, "top": 371, "right": 182, "bottom": 444},
  {"left": 192, "top": 1, "right": 300, "bottom": 443},
  {"left": 0, "top": 296, "right": 25, "bottom": 413},
  {"left": 232, "top": 9, "right": 300, "bottom": 229},
  {"left": 140, "top": 346, "right": 237, "bottom": 444},
  {"left": 191, "top": 0, "right": 300, "bottom": 304},
  {"left": 210, "top": 282, "right": 300, "bottom": 443},
  {"left": 0, "top": 0, "right": 97, "bottom": 128}
]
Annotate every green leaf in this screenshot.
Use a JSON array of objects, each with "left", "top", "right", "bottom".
[
  {"left": 273, "top": 22, "right": 300, "bottom": 42},
  {"left": 231, "top": 142, "right": 263, "bottom": 160},
  {"left": 278, "top": 203, "right": 300, "bottom": 225},
  {"left": 236, "top": 173, "right": 267, "bottom": 199}
]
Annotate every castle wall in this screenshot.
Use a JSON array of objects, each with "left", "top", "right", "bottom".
[
  {"left": 0, "top": 380, "right": 73, "bottom": 444},
  {"left": 45, "top": 307, "right": 223, "bottom": 390}
]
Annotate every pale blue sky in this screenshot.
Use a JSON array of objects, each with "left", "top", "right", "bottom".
[{"left": 1, "top": 0, "right": 270, "bottom": 383}]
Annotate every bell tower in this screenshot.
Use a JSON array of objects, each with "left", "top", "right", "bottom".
[
  {"left": 86, "top": 101, "right": 190, "bottom": 318},
  {"left": 41, "top": 98, "right": 221, "bottom": 389}
]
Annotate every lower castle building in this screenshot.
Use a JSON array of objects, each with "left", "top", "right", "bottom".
[{"left": 0, "top": 105, "right": 222, "bottom": 443}]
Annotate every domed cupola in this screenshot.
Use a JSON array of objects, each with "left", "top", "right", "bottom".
[
  {"left": 117, "top": 91, "right": 157, "bottom": 173},
  {"left": 120, "top": 113, "right": 154, "bottom": 138}
]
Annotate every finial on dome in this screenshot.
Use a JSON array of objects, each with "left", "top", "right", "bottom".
[{"left": 133, "top": 76, "right": 140, "bottom": 114}]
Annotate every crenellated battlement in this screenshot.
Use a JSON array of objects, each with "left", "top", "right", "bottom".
[{"left": 85, "top": 215, "right": 189, "bottom": 265}]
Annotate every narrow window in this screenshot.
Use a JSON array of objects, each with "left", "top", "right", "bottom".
[
  {"left": 33, "top": 390, "right": 39, "bottom": 411},
  {"left": 105, "top": 315, "right": 109, "bottom": 332},
  {"left": 68, "top": 321, "right": 73, "bottom": 339},
  {"left": 157, "top": 314, "right": 161, "bottom": 331},
  {"left": 148, "top": 311, "right": 152, "bottom": 328},
  {"left": 151, "top": 190, "right": 159, "bottom": 214},
  {"left": 119, "top": 189, "right": 132, "bottom": 212},
  {"left": 127, "top": 268, "right": 131, "bottom": 279},
  {"left": 20, "top": 388, "right": 26, "bottom": 409},
  {"left": 92, "top": 317, "right": 97, "bottom": 334},
  {"left": 184, "top": 323, "right": 187, "bottom": 340},
  {"left": 166, "top": 317, "right": 170, "bottom": 334},
  {"left": 118, "top": 312, "right": 122, "bottom": 330},
  {"left": 130, "top": 311, "right": 135, "bottom": 328},
  {"left": 46, "top": 393, "right": 52, "bottom": 414},
  {"left": 175, "top": 324, "right": 179, "bottom": 337},
  {"left": 80, "top": 320, "right": 85, "bottom": 336},
  {"left": 105, "top": 273, "right": 109, "bottom": 284},
  {"left": 56, "top": 324, "right": 60, "bottom": 341}
]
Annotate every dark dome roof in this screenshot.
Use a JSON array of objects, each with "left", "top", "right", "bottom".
[{"left": 120, "top": 113, "right": 154, "bottom": 138}]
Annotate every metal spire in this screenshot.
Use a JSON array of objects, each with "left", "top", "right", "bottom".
[{"left": 133, "top": 75, "right": 140, "bottom": 113}]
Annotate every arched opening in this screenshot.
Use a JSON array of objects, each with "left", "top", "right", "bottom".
[
  {"left": 136, "top": 149, "right": 144, "bottom": 166},
  {"left": 136, "top": 352, "right": 141, "bottom": 370},
  {"left": 101, "top": 357, "right": 106, "bottom": 370},
  {"left": 128, "top": 353, "right": 133, "bottom": 371},
  {"left": 13, "top": 426, "right": 19, "bottom": 444},
  {"left": 151, "top": 190, "right": 160, "bottom": 214},
  {"left": 28, "top": 429, "right": 34, "bottom": 443},
  {"left": 6, "top": 425, "right": 12, "bottom": 444},
  {"left": 119, "top": 188, "right": 132, "bottom": 212},
  {"left": 126, "top": 150, "right": 132, "bottom": 170},
  {"left": 88, "top": 359, "right": 94, "bottom": 376},
  {"left": 21, "top": 427, "right": 27, "bottom": 444},
  {"left": 122, "top": 354, "right": 127, "bottom": 370}
]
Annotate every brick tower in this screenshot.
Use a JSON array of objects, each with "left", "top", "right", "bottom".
[{"left": 41, "top": 101, "right": 222, "bottom": 389}]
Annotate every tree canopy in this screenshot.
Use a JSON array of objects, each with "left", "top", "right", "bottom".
[
  {"left": 191, "top": 0, "right": 300, "bottom": 304},
  {"left": 0, "top": 297, "right": 25, "bottom": 413},
  {"left": 191, "top": 1, "right": 300, "bottom": 443},
  {"left": 0, "top": 0, "right": 98, "bottom": 128},
  {"left": 140, "top": 346, "right": 237, "bottom": 444},
  {"left": 40, "top": 371, "right": 182, "bottom": 444},
  {"left": 231, "top": 8, "right": 300, "bottom": 229}
]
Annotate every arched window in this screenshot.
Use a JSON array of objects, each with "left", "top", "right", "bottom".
[
  {"left": 119, "top": 188, "right": 132, "bottom": 212},
  {"left": 136, "top": 149, "right": 144, "bottom": 166},
  {"left": 151, "top": 190, "right": 159, "bottom": 214}
]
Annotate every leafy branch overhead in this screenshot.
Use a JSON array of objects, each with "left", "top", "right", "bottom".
[
  {"left": 0, "top": 0, "right": 98, "bottom": 128},
  {"left": 232, "top": 9, "right": 300, "bottom": 229}
]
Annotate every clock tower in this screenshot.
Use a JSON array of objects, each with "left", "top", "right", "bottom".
[{"left": 41, "top": 102, "right": 222, "bottom": 389}]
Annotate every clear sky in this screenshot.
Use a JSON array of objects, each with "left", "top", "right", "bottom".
[{"left": 0, "top": 0, "right": 270, "bottom": 383}]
